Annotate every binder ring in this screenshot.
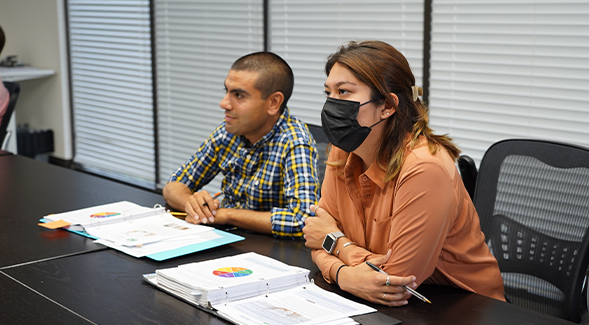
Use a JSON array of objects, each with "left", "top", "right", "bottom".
[
  {"left": 123, "top": 209, "right": 132, "bottom": 223},
  {"left": 222, "top": 287, "right": 229, "bottom": 305},
  {"left": 259, "top": 278, "right": 270, "bottom": 297},
  {"left": 153, "top": 204, "right": 166, "bottom": 218}
]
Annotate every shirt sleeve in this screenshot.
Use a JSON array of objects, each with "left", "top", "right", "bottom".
[
  {"left": 311, "top": 148, "right": 347, "bottom": 282},
  {"left": 270, "top": 141, "right": 320, "bottom": 237},
  {"left": 381, "top": 160, "right": 456, "bottom": 283},
  {"left": 168, "top": 125, "right": 224, "bottom": 192}
]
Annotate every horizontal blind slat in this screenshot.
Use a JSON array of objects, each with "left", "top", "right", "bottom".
[
  {"left": 155, "top": 0, "right": 263, "bottom": 190},
  {"left": 429, "top": 1, "right": 589, "bottom": 167},
  {"left": 69, "top": 0, "right": 155, "bottom": 187}
]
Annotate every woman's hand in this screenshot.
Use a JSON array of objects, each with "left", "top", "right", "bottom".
[
  {"left": 338, "top": 250, "right": 416, "bottom": 306},
  {"left": 303, "top": 205, "right": 341, "bottom": 249}
]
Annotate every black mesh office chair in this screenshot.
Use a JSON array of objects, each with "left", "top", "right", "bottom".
[
  {"left": 473, "top": 139, "right": 589, "bottom": 322},
  {"left": 306, "top": 124, "right": 329, "bottom": 192},
  {"left": 457, "top": 154, "right": 477, "bottom": 200},
  {"left": 1, "top": 81, "right": 21, "bottom": 150}
]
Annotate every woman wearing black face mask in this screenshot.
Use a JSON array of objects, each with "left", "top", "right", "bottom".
[{"left": 303, "top": 41, "right": 504, "bottom": 306}]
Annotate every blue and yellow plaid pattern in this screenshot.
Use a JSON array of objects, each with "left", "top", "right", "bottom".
[{"left": 169, "top": 108, "right": 320, "bottom": 237}]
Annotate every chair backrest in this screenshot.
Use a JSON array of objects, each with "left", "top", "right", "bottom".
[
  {"left": 306, "top": 123, "right": 328, "bottom": 192},
  {"left": 457, "top": 154, "right": 477, "bottom": 200},
  {"left": 0, "top": 81, "right": 21, "bottom": 149},
  {"left": 473, "top": 139, "right": 589, "bottom": 322}
]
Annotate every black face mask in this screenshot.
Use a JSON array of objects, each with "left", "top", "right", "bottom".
[{"left": 321, "top": 97, "right": 385, "bottom": 153}]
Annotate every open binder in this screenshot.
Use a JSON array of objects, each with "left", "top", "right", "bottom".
[
  {"left": 144, "top": 252, "right": 376, "bottom": 325},
  {"left": 39, "top": 201, "right": 243, "bottom": 261}
]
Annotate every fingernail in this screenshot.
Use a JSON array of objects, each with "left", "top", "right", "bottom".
[
  {"left": 402, "top": 300, "right": 408, "bottom": 305},
  {"left": 202, "top": 218, "right": 207, "bottom": 224},
  {"left": 209, "top": 217, "right": 214, "bottom": 223},
  {"left": 212, "top": 210, "right": 217, "bottom": 216}
]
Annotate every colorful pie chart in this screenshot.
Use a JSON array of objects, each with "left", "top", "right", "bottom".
[
  {"left": 90, "top": 212, "right": 121, "bottom": 218},
  {"left": 213, "top": 267, "right": 253, "bottom": 278}
]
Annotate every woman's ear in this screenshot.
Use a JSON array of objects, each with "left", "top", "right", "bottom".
[{"left": 381, "top": 93, "right": 398, "bottom": 118}]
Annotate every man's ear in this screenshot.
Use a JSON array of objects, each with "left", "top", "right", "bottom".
[{"left": 266, "top": 91, "right": 284, "bottom": 116}]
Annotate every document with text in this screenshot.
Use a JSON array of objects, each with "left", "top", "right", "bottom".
[{"left": 144, "top": 252, "right": 375, "bottom": 325}]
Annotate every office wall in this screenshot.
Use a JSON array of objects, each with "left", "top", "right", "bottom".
[{"left": 0, "top": 0, "right": 72, "bottom": 160}]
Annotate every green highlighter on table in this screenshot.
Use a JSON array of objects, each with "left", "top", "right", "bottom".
[{"left": 366, "top": 261, "right": 431, "bottom": 304}]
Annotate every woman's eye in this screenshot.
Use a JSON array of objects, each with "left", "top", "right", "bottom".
[
  {"left": 338, "top": 89, "right": 349, "bottom": 95},
  {"left": 324, "top": 90, "right": 331, "bottom": 96}
]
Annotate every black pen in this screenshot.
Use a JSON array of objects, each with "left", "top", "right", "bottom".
[
  {"left": 365, "top": 261, "right": 431, "bottom": 304},
  {"left": 203, "top": 192, "right": 223, "bottom": 208}
]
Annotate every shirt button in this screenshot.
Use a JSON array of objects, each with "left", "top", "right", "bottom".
[
  {"left": 239, "top": 179, "right": 243, "bottom": 185},
  {"left": 247, "top": 155, "right": 251, "bottom": 159},
  {"left": 363, "top": 176, "right": 368, "bottom": 181},
  {"left": 255, "top": 181, "right": 259, "bottom": 185}
]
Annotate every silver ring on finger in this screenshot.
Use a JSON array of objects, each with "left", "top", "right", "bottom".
[
  {"left": 386, "top": 275, "right": 390, "bottom": 286},
  {"left": 383, "top": 293, "right": 386, "bottom": 300}
]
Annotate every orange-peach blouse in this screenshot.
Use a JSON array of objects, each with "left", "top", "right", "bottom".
[{"left": 312, "top": 138, "right": 505, "bottom": 301}]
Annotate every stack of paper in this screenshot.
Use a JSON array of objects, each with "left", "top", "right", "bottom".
[
  {"left": 145, "top": 252, "right": 376, "bottom": 325},
  {"left": 155, "top": 252, "right": 309, "bottom": 306},
  {"left": 40, "top": 201, "right": 243, "bottom": 260}
]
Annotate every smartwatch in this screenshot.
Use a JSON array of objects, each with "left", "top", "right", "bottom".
[{"left": 322, "top": 231, "right": 345, "bottom": 254}]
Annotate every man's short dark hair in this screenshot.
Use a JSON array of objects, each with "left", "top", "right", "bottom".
[{"left": 231, "top": 52, "right": 294, "bottom": 111}]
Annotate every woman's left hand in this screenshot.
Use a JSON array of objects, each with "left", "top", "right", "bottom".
[
  {"left": 338, "top": 250, "right": 416, "bottom": 306},
  {"left": 303, "top": 205, "right": 341, "bottom": 249}
]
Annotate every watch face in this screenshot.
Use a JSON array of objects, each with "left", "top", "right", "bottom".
[{"left": 322, "top": 234, "right": 336, "bottom": 253}]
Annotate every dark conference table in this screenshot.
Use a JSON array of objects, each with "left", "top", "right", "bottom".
[{"left": 0, "top": 154, "right": 576, "bottom": 324}]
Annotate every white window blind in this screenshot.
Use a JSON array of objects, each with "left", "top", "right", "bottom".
[
  {"left": 155, "top": 0, "right": 264, "bottom": 190},
  {"left": 269, "top": 0, "right": 425, "bottom": 125},
  {"left": 429, "top": 0, "right": 589, "bottom": 165},
  {"left": 68, "top": 0, "right": 155, "bottom": 188}
]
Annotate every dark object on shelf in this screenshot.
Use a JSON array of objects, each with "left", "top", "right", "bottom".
[{"left": 17, "top": 124, "right": 54, "bottom": 158}]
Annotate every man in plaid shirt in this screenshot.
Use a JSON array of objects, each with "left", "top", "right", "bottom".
[{"left": 163, "top": 52, "right": 320, "bottom": 238}]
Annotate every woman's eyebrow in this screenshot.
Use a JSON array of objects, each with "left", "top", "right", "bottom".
[{"left": 324, "top": 80, "right": 357, "bottom": 88}]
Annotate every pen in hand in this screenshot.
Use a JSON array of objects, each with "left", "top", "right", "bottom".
[
  {"left": 170, "top": 192, "right": 222, "bottom": 220},
  {"left": 365, "top": 261, "right": 431, "bottom": 304},
  {"left": 203, "top": 192, "right": 223, "bottom": 208}
]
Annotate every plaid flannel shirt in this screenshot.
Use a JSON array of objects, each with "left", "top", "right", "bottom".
[{"left": 169, "top": 108, "right": 320, "bottom": 237}]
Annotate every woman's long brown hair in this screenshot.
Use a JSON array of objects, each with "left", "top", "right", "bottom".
[{"left": 325, "top": 40, "right": 460, "bottom": 182}]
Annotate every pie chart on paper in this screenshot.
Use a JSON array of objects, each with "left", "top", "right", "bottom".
[
  {"left": 213, "top": 267, "right": 253, "bottom": 278},
  {"left": 90, "top": 212, "right": 121, "bottom": 218}
]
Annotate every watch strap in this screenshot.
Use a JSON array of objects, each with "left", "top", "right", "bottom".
[{"left": 331, "top": 231, "right": 344, "bottom": 239}]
